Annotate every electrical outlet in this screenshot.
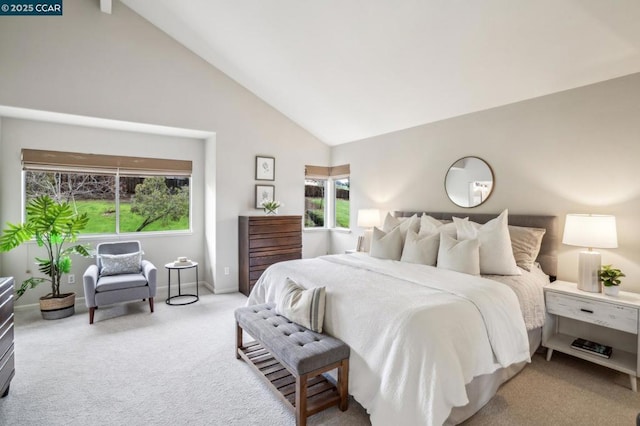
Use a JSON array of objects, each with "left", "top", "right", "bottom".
[
  {"left": 224, "top": 267, "right": 230, "bottom": 275},
  {"left": 68, "top": 274, "right": 75, "bottom": 284}
]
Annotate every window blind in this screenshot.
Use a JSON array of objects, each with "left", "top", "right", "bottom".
[
  {"left": 21, "top": 149, "right": 192, "bottom": 176},
  {"left": 305, "top": 164, "right": 350, "bottom": 179}
]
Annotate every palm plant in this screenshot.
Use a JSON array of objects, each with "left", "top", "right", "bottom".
[{"left": 0, "top": 195, "right": 90, "bottom": 299}]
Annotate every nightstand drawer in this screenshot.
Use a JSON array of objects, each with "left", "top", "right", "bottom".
[{"left": 546, "top": 291, "right": 638, "bottom": 334}]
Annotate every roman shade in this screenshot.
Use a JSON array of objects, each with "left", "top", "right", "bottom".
[
  {"left": 22, "top": 149, "right": 192, "bottom": 176},
  {"left": 305, "top": 164, "right": 350, "bottom": 179}
]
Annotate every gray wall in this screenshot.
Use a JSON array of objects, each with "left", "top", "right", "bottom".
[
  {"left": 0, "top": 0, "right": 330, "bottom": 302},
  {"left": 332, "top": 73, "right": 640, "bottom": 293}
]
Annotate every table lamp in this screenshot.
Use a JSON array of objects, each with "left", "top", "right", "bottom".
[
  {"left": 356, "top": 209, "right": 381, "bottom": 252},
  {"left": 562, "top": 214, "right": 618, "bottom": 292}
]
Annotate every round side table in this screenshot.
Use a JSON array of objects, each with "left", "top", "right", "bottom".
[{"left": 165, "top": 261, "right": 199, "bottom": 305}]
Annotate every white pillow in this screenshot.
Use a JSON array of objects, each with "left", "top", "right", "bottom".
[
  {"left": 454, "top": 209, "right": 521, "bottom": 275},
  {"left": 419, "top": 215, "right": 459, "bottom": 238},
  {"left": 437, "top": 233, "right": 480, "bottom": 275},
  {"left": 419, "top": 214, "right": 443, "bottom": 230},
  {"left": 382, "top": 213, "right": 420, "bottom": 242},
  {"left": 401, "top": 230, "right": 439, "bottom": 266},
  {"left": 370, "top": 227, "right": 403, "bottom": 261},
  {"left": 275, "top": 278, "right": 326, "bottom": 333}
]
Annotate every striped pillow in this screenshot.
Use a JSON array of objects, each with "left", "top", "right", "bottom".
[{"left": 275, "top": 278, "right": 326, "bottom": 333}]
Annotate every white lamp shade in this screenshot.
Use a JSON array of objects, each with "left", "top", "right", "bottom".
[
  {"left": 562, "top": 214, "right": 618, "bottom": 249},
  {"left": 357, "top": 209, "right": 381, "bottom": 228}
]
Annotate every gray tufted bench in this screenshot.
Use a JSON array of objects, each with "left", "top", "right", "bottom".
[{"left": 235, "top": 303, "right": 350, "bottom": 426}]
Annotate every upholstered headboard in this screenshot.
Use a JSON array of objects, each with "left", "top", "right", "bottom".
[{"left": 394, "top": 211, "right": 559, "bottom": 280}]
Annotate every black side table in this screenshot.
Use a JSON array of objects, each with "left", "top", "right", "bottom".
[{"left": 165, "top": 262, "right": 199, "bottom": 305}]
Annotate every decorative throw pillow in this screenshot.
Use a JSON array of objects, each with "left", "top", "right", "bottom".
[
  {"left": 382, "top": 213, "right": 420, "bottom": 242},
  {"left": 508, "top": 225, "right": 546, "bottom": 272},
  {"left": 275, "top": 278, "right": 326, "bottom": 333},
  {"left": 370, "top": 227, "right": 403, "bottom": 260},
  {"left": 401, "top": 230, "right": 439, "bottom": 266},
  {"left": 419, "top": 214, "right": 443, "bottom": 230},
  {"left": 419, "top": 215, "right": 460, "bottom": 238},
  {"left": 100, "top": 251, "right": 142, "bottom": 276},
  {"left": 454, "top": 209, "right": 521, "bottom": 275},
  {"left": 437, "top": 233, "right": 480, "bottom": 275}
]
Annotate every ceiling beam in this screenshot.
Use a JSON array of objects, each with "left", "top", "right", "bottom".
[{"left": 100, "top": 0, "right": 112, "bottom": 14}]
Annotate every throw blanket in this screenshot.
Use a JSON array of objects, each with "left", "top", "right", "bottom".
[{"left": 248, "top": 253, "right": 530, "bottom": 426}]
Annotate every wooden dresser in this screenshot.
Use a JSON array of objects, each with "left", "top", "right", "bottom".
[
  {"left": 0, "top": 277, "right": 15, "bottom": 398},
  {"left": 239, "top": 216, "right": 302, "bottom": 296}
]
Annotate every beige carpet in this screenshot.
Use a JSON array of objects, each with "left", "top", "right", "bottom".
[{"left": 0, "top": 291, "right": 638, "bottom": 425}]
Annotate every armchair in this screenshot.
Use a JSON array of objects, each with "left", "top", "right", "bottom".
[{"left": 83, "top": 241, "right": 157, "bottom": 324}]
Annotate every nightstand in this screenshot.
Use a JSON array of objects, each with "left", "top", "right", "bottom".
[{"left": 542, "top": 280, "right": 640, "bottom": 391}]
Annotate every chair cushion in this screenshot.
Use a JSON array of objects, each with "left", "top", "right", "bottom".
[
  {"left": 235, "top": 304, "right": 349, "bottom": 376},
  {"left": 96, "top": 273, "right": 148, "bottom": 292}
]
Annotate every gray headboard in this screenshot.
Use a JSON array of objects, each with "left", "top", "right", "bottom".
[{"left": 394, "top": 211, "right": 559, "bottom": 280}]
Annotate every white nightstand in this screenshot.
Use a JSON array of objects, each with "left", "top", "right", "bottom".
[{"left": 542, "top": 280, "right": 640, "bottom": 391}]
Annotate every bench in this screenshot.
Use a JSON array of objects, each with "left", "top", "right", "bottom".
[{"left": 235, "top": 303, "right": 350, "bottom": 426}]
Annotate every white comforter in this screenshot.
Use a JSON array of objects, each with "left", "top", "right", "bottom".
[{"left": 247, "top": 253, "right": 531, "bottom": 426}]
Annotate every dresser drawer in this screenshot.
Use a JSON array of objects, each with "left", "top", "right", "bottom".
[
  {"left": 0, "top": 316, "right": 13, "bottom": 361},
  {"left": 0, "top": 345, "right": 15, "bottom": 392},
  {"left": 0, "top": 292, "right": 13, "bottom": 332},
  {"left": 546, "top": 291, "right": 638, "bottom": 334}
]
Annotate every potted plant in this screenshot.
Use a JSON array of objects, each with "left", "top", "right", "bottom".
[
  {"left": 0, "top": 195, "right": 90, "bottom": 319},
  {"left": 599, "top": 264, "right": 625, "bottom": 296},
  {"left": 261, "top": 200, "right": 281, "bottom": 215}
]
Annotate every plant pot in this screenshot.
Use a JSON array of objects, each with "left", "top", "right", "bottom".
[
  {"left": 39, "top": 292, "right": 75, "bottom": 320},
  {"left": 603, "top": 285, "right": 620, "bottom": 297}
]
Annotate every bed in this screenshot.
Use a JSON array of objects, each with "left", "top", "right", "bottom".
[{"left": 246, "top": 211, "right": 558, "bottom": 425}]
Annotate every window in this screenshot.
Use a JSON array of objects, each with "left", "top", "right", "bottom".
[
  {"left": 22, "top": 149, "right": 192, "bottom": 235},
  {"left": 304, "top": 165, "right": 350, "bottom": 229},
  {"left": 334, "top": 177, "right": 350, "bottom": 228},
  {"left": 304, "top": 178, "right": 326, "bottom": 228}
]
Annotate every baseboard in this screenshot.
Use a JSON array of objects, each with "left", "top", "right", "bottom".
[{"left": 13, "top": 280, "right": 215, "bottom": 312}]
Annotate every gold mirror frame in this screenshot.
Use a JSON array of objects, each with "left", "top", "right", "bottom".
[{"left": 444, "top": 156, "right": 494, "bottom": 208}]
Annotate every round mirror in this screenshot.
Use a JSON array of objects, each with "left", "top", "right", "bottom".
[{"left": 444, "top": 156, "right": 494, "bottom": 208}]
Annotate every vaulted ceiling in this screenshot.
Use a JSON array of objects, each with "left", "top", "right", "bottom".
[{"left": 121, "top": 0, "right": 640, "bottom": 145}]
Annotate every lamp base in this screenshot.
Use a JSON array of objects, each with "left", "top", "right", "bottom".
[
  {"left": 360, "top": 229, "right": 373, "bottom": 252},
  {"left": 577, "top": 251, "right": 601, "bottom": 293}
]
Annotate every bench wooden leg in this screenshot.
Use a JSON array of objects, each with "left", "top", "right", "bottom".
[
  {"left": 149, "top": 297, "right": 154, "bottom": 313},
  {"left": 338, "top": 358, "right": 349, "bottom": 411},
  {"left": 296, "top": 374, "right": 308, "bottom": 426},
  {"left": 89, "top": 307, "right": 95, "bottom": 324},
  {"left": 236, "top": 322, "right": 242, "bottom": 360}
]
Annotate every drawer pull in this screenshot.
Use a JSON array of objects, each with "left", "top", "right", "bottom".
[{"left": 580, "top": 308, "right": 594, "bottom": 314}]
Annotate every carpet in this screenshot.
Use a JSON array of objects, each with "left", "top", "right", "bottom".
[{"left": 0, "top": 291, "right": 637, "bottom": 425}]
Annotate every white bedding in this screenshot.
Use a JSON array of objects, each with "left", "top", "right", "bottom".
[{"left": 247, "top": 253, "right": 534, "bottom": 426}]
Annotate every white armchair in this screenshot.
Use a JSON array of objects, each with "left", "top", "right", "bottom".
[{"left": 83, "top": 241, "right": 157, "bottom": 324}]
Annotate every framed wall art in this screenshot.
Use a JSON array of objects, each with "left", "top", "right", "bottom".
[
  {"left": 255, "top": 185, "right": 275, "bottom": 209},
  {"left": 255, "top": 156, "right": 275, "bottom": 181}
]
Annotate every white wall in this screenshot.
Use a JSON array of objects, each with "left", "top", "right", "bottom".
[
  {"left": 0, "top": 0, "right": 330, "bottom": 301},
  {"left": 331, "top": 73, "right": 640, "bottom": 293}
]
